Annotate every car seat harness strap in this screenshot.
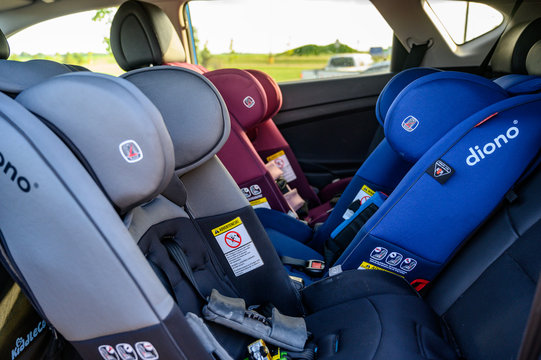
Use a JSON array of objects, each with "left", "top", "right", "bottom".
[{"left": 203, "top": 289, "right": 309, "bottom": 352}]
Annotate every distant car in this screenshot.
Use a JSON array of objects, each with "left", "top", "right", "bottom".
[
  {"left": 361, "top": 60, "right": 391, "bottom": 75},
  {"left": 324, "top": 53, "right": 374, "bottom": 72},
  {"left": 301, "top": 53, "right": 375, "bottom": 79}
]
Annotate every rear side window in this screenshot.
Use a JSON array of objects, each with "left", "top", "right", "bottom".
[
  {"left": 424, "top": 0, "right": 503, "bottom": 45},
  {"left": 8, "top": 8, "right": 122, "bottom": 75},
  {"left": 187, "top": 0, "right": 393, "bottom": 82}
]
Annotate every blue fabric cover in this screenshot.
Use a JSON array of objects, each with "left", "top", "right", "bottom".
[
  {"left": 337, "top": 93, "right": 541, "bottom": 285},
  {"left": 494, "top": 74, "right": 541, "bottom": 95},
  {"left": 386, "top": 71, "right": 509, "bottom": 163},
  {"left": 256, "top": 136, "right": 413, "bottom": 268},
  {"left": 375, "top": 67, "right": 441, "bottom": 126}
]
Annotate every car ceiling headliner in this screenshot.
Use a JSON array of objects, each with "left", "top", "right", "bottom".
[{"left": 0, "top": 0, "right": 539, "bottom": 37}]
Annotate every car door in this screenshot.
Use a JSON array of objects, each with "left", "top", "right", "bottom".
[{"left": 276, "top": 72, "right": 392, "bottom": 187}]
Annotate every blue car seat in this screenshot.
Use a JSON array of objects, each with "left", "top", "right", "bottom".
[
  {"left": 258, "top": 70, "right": 510, "bottom": 282},
  {"left": 335, "top": 72, "right": 541, "bottom": 290}
]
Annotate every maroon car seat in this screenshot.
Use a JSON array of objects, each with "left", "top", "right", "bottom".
[{"left": 204, "top": 68, "right": 300, "bottom": 214}]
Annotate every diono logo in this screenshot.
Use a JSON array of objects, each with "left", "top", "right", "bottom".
[
  {"left": 0, "top": 150, "right": 32, "bottom": 193},
  {"left": 466, "top": 121, "right": 519, "bottom": 166}
]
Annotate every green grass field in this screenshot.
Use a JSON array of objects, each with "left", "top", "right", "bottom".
[
  {"left": 9, "top": 52, "right": 386, "bottom": 82},
  {"left": 203, "top": 53, "right": 330, "bottom": 82},
  {"left": 10, "top": 52, "right": 334, "bottom": 82}
]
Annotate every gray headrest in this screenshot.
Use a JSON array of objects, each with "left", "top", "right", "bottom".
[
  {"left": 16, "top": 72, "right": 175, "bottom": 213},
  {"left": 0, "top": 59, "right": 76, "bottom": 95},
  {"left": 526, "top": 40, "right": 541, "bottom": 75},
  {"left": 492, "top": 18, "right": 541, "bottom": 74},
  {"left": 122, "top": 66, "right": 231, "bottom": 176},
  {"left": 0, "top": 28, "right": 9, "bottom": 60},
  {"left": 110, "top": 0, "right": 185, "bottom": 71}
]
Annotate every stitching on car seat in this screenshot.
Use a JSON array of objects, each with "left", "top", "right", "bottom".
[{"left": 365, "top": 298, "right": 383, "bottom": 360}]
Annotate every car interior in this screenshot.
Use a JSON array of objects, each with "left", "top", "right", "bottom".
[{"left": 0, "top": 0, "right": 541, "bottom": 359}]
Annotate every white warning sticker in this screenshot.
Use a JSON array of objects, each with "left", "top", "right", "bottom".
[
  {"left": 353, "top": 184, "right": 375, "bottom": 203},
  {"left": 343, "top": 185, "right": 375, "bottom": 220},
  {"left": 249, "top": 197, "right": 271, "bottom": 210},
  {"left": 267, "top": 150, "right": 297, "bottom": 182},
  {"left": 212, "top": 217, "right": 264, "bottom": 276}
]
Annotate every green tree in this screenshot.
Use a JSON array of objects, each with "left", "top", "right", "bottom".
[
  {"left": 200, "top": 41, "right": 211, "bottom": 67},
  {"left": 92, "top": 8, "right": 115, "bottom": 54}
]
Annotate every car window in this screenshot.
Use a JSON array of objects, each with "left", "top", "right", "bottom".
[
  {"left": 424, "top": 0, "right": 503, "bottom": 45},
  {"left": 187, "top": 0, "right": 393, "bottom": 82},
  {"left": 8, "top": 8, "right": 122, "bottom": 75}
]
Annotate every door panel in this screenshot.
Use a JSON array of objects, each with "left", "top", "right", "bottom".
[{"left": 275, "top": 73, "right": 393, "bottom": 188}]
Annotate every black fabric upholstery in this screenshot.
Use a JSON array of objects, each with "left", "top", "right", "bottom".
[
  {"left": 426, "top": 159, "right": 541, "bottom": 359},
  {"left": 196, "top": 206, "right": 304, "bottom": 317},
  {"left": 138, "top": 216, "right": 251, "bottom": 359},
  {"left": 304, "top": 271, "right": 457, "bottom": 360},
  {"left": 110, "top": 0, "right": 185, "bottom": 71},
  {"left": 0, "top": 28, "right": 9, "bottom": 60},
  {"left": 492, "top": 18, "right": 541, "bottom": 74}
]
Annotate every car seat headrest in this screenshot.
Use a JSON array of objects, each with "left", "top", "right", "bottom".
[
  {"left": 526, "top": 40, "right": 541, "bottom": 75},
  {"left": 375, "top": 67, "right": 441, "bottom": 126},
  {"left": 110, "top": 0, "right": 185, "bottom": 71},
  {"left": 246, "top": 69, "right": 282, "bottom": 120},
  {"left": 0, "top": 59, "right": 77, "bottom": 95},
  {"left": 385, "top": 72, "right": 509, "bottom": 163},
  {"left": 16, "top": 72, "right": 175, "bottom": 213},
  {"left": 122, "top": 66, "right": 231, "bottom": 176},
  {"left": 0, "top": 28, "right": 9, "bottom": 60},
  {"left": 205, "top": 68, "right": 268, "bottom": 131},
  {"left": 492, "top": 18, "right": 541, "bottom": 74}
]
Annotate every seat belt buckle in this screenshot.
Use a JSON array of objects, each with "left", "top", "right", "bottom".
[
  {"left": 305, "top": 259, "right": 325, "bottom": 275},
  {"left": 248, "top": 339, "right": 272, "bottom": 360}
]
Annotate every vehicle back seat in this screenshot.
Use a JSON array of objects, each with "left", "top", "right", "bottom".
[
  {"left": 0, "top": 68, "right": 458, "bottom": 359},
  {"left": 0, "top": 12, "right": 540, "bottom": 360}
]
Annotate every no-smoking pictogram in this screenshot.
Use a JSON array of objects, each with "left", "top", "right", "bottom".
[
  {"left": 360, "top": 195, "right": 370, "bottom": 204},
  {"left": 225, "top": 231, "right": 242, "bottom": 248},
  {"left": 275, "top": 159, "right": 285, "bottom": 169}
]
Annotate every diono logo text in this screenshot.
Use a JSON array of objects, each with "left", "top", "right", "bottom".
[
  {"left": 466, "top": 121, "right": 519, "bottom": 166},
  {"left": 0, "top": 150, "right": 32, "bottom": 193}
]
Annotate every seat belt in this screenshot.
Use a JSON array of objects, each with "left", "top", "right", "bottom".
[
  {"left": 163, "top": 238, "right": 315, "bottom": 358},
  {"left": 517, "top": 271, "right": 541, "bottom": 360},
  {"left": 402, "top": 41, "right": 430, "bottom": 69},
  {"left": 479, "top": 0, "right": 523, "bottom": 73},
  {"left": 162, "top": 236, "right": 208, "bottom": 302},
  {"left": 280, "top": 256, "right": 325, "bottom": 277}
]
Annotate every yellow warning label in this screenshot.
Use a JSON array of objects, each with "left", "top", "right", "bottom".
[
  {"left": 249, "top": 197, "right": 268, "bottom": 206},
  {"left": 361, "top": 185, "right": 375, "bottom": 197},
  {"left": 266, "top": 150, "right": 285, "bottom": 162},
  {"left": 359, "top": 261, "right": 403, "bottom": 278},
  {"left": 212, "top": 217, "right": 242, "bottom": 236}
]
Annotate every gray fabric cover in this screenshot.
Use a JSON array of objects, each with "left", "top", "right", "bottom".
[
  {"left": 16, "top": 72, "right": 175, "bottom": 213},
  {"left": 110, "top": 0, "right": 185, "bottom": 71},
  {"left": 181, "top": 157, "right": 249, "bottom": 217},
  {"left": 492, "top": 18, "right": 541, "bottom": 74},
  {"left": 123, "top": 66, "right": 231, "bottom": 176},
  {"left": 125, "top": 195, "right": 189, "bottom": 242},
  {"left": 0, "top": 92, "right": 175, "bottom": 341},
  {"left": 0, "top": 28, "right": 9, "bottom": 59},
  {"left": 0, "top": 59, "right": 76, "bottom": 94}
]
